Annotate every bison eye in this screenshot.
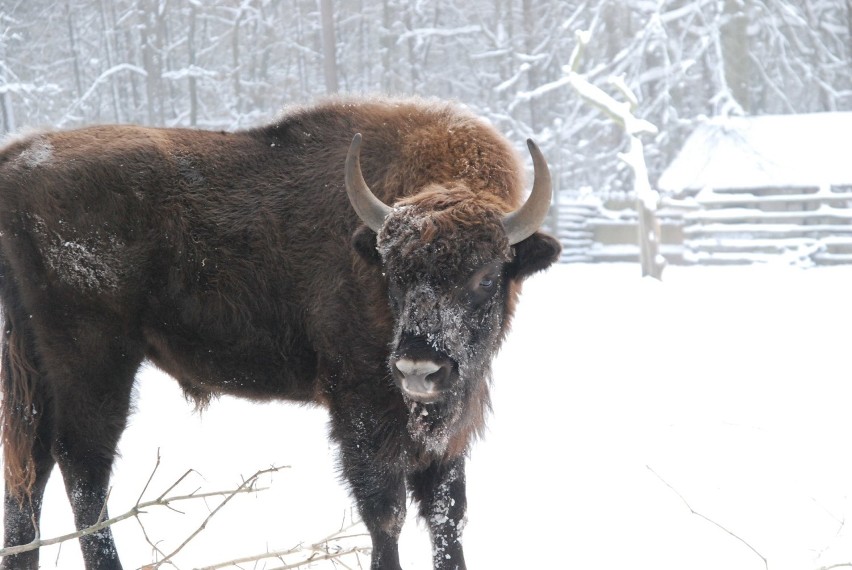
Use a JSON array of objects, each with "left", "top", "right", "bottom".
[
  {"left": 465, "top": 263, "right": 503, "bottom": 306},
  {"left": 470, "top": 272, "right": 500, "bottom": 303}
]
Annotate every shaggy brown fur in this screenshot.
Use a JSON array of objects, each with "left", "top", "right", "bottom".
[
  {"left": 1, "top": 316, "right": 42, "bottom": 495},
  {"left": 0, "top": 96, "right": 560, "bottom": 570}
]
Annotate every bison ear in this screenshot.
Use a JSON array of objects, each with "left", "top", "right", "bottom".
[
  {"left": 352, "top": 225, "right": 382, "bottom": 265},
  {"left": 507, "top": 231, "right": 561, "bottom": 281}
]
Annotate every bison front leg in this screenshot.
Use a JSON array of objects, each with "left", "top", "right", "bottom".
[
  {"left": 410, "top": 458, "right": 468, "bottom": 570},
  {"left": 347, "top": 465, "right": 406, "bottom": 570},
  {"left": 330, "top": 404, "right": 407, "bottom": 570}
]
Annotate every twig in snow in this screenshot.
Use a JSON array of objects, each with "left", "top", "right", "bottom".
[
  {"left": 0, "top": 458, "right": 286, "bottom": 563},
  {"left": 266, "top": 546, "right": 371, "bottom": 570},
  {"left": 197, "top": 515, "right": 370, "bottom": 570},
  {"left": 145, "top": 465, "right": 284, "bottom": 568},
  {"left": 137, "top": 449, "right": 163, "bottom": 505},
  {"left": 647, "top": 465, "right": 768, "bottom": 570}
]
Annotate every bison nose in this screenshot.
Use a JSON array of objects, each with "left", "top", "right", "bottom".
[{"left": 393, "top": 358, "right": 452, "bottom": 403}]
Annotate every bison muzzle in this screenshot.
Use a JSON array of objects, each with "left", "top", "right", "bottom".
[{"left": 0, "top": 97, "right": 560, "bottom": 570}]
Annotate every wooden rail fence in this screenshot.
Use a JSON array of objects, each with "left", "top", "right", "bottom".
[{"left": 551, "top": 185, "right": 852, "bottom": 265}]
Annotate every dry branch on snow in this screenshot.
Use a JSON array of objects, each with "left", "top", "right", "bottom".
[{"left": 0, "top": 453, "right": 370, "bottom": 569}]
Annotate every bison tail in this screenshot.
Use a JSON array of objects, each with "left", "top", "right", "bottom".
[{"left": 1, "top": 312, "right": 45, "bottom": 498}]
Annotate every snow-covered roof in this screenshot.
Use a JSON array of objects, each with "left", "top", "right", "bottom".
[{"left": 658, "top": 112, "right": 852, "bottom": 193}]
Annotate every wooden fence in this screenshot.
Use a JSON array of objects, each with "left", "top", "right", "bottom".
[{"left": 551, "top": 184, "right": 852, "bottom": 265}]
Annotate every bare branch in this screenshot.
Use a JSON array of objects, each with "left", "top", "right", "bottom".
[
  {"left": 146, "top": 465, "right": 283, "bottom": 568},
  {"left": 0, "top": 462, "right": 286, "bottom": 560},
  {"left": 647, "top": 465, "right": 769, "bottom": 570},
  {"left": 197, "top": 516, "right": 371, "bottom": 570},
  {"left": 200, "top": 545, "right": 371, "bottom": 570},
  {"left": 266, "top": 547, "right": 371, "bottom": 570},
  {"left": 156, "top": 468, "right": 198, "bottom": 502},
  {"left": 137, "top": 449, "right": 163, "bottom": 506},
  {"left": 0, "top": 501, "right": 142, "bottom": 557},
  {"left": 136, "top": 515, "right": 170, "bottom": 565},
  {"left": 102, "top": 490, "right": 114, "bottom": 524}
]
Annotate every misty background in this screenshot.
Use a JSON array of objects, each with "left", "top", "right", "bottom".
[{"left": 2, "top": 0, "right": 850, "bottom": 202}]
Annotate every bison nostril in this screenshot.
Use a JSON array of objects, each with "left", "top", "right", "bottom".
[
  {"left": 426, "top": 362, "right": 451, "bottom": 385},
  {"left": 394, "top": 358, "right": 439, "bottom": 379},
  {"left": 393, "top": 358, "right": 451, "bottom": 402}
]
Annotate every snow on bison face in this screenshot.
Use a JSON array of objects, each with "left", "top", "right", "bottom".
[
  {"left": 377, "top": 190, "right": 511, "bottom": 453},
  {"left": 345, "top": 134, "right": 560, "bottom": 454}
]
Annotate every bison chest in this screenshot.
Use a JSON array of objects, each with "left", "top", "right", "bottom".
[{"left": 143, "top": 224, "right": 392, "bottom": 403}]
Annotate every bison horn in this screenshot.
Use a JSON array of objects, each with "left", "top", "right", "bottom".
[
  {"left": 345, "top": 133, "right": 392, "bottom": 233},
  {"left": 502, "top": 139, "right": 553, "bottom": 245}
]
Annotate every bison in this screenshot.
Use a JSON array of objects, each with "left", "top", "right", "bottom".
[{"left": 0, "top": 97, "right": 560, "bottom": 570}]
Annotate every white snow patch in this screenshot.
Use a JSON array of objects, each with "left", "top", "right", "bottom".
[
  {"left": 46, "top": 239, "right": 122, "bottom": 291},
  {"left": 33, "top": 215, "right": 125, "bottom": 292},
  {"left": 15, "top": 137, "right": 53, "bottom": 168}
]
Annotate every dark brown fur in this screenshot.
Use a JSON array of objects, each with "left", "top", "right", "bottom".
[{"left": 0, "top": 97, "right": 560, "bottom": 570}]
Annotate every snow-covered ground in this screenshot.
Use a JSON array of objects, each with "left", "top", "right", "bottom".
[{"left": 7, "top": 262, "right": 852, "bottom": 569}]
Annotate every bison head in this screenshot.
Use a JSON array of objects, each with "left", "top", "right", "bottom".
[{"left": 345, "top": 134, "right": 560, "bottom": 455}]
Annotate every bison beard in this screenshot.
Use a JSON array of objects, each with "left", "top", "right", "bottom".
[{"left": 0, "top": 97, "right": 560, "bottom": 570}]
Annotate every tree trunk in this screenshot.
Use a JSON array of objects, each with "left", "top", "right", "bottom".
[
  {"left": 65, "top": 0, "right": 84, "bottom": 103},
  {"left": 140, "top": 0, "right": 161, "bottom": 124},
  {"left": 97, "top": 0, "right": 122, "bottom": 122},
  {"left": 381, "top": 0, "right": 394, "bottom": 92},
  {"left": 521, "top": 0, "right": 539, "bottom": 130},
  {"left": 721, "top": 0, "right": 750, "bottom": 113},
  {"left": 631, "top": 137, "right": 665, "bottom": 280},
  {"left": 403, "top": 7, "right": 418, "bottom": 91},
  {"left": 232, "top": 6, "right": 244, "bottom": 118},
  {"left": 320, "top": 0, "right": 339, "bottom": 94},
  {"left": 0, "top": 36, "right": 14, "bottom": 133},
  {"left": 188, "top": 3, "right": 198, "bottom": 126},
  {"left": 294, "top": 0, "right": 308, "bottom": 98},
  {"left": 0, "top": 94, "right": 14, "bottom": 134}
]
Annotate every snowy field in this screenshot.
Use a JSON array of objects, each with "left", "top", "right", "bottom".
[{"left": 6, "top": 262, "right": 852, "bottom": 569}]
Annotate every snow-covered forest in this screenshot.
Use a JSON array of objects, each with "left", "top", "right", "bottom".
[{"left": 2, "top": 0, "right": 851, "bottom": 196}]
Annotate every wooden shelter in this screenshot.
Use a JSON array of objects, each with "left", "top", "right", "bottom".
[{"left": 658, "top": 112, "right": 852, "bottom": 264}]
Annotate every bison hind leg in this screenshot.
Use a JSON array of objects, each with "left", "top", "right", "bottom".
[
  {"left": 2, "top": 301, "right": 144, "bottom": 570},
  {"left": 1, "top": 316, "right": 56, "bottom": 570},
  {"left": 47, "top": 332, "right": 143, "bottom": 570}
]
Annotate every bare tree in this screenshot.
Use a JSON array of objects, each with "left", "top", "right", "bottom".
[
  {"left": 0, "top": 0, "right": 849, "bottom": 203},
  {"left": 319, "top": 0, "right": 339, "bottom": 94}
]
